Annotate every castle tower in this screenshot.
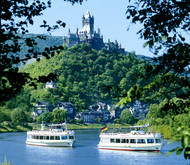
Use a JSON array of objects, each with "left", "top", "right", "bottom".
[
  {"left": 82, "top": 10, "right": 94, "bottom": 35},
  {"left": 64, "top": 10, "right": 106, "bottom": 51}
]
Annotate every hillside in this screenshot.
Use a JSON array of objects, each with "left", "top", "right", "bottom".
[
  {"left": 11, "top": 34, "right": 63, "bottom": 61},
  {"left": 12, "top": 33, "right": 153, "bottom": 67},
  {"left": 2, "top": 43, "right": 189, "bottom": 138},
  {"left": 22, "top": 43, "right": 160, "bottom": 111}
]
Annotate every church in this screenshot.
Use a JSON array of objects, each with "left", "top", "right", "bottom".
[{"left": 63, "top": 11, "right": 125, "bottom": 53}]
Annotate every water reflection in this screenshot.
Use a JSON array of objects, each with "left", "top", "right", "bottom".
[
  {"left": 98, "top": 149, "right": 162, "bottom": 165},
  {"left": 26, "top": 145, "right": 73, "bottom": 164}
]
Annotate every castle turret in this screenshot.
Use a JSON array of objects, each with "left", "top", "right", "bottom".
[
  {"left": 81, "top": 11, "right": 94, "bottom": 35},
  {"left": 97, "top": 28, "right": 101, "bottom": 34},
  {"left": 76, "top": 27, "right": 78, "bottom": 33}
]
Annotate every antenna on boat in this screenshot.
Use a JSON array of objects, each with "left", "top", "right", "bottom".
[
  {"left": 114, "top": 124, "right": 121, "bottom": 132},
  {"left": 65, "top": 119, "right": 68, "bottom": 130},
  {"left": 41, "top": 121, "right": 45, "bottom": 131}
]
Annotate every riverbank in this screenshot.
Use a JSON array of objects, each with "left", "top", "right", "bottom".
[
  {"left": 68, "top": 123, "right": 130, "bottom": 130},
  {"left": 0, "top": 124, "right": 32, "bottom": 133},
  {"left": 0, "top": 123, "right": 130, "bottom": 133},
  {"left": 0, "top": 123, "right": 172, "bottom": 139}
]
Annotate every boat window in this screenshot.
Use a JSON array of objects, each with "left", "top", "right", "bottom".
[
  {"left": 36, "top": 136, "right": 39, "bottom": 139},
  {"left": 50, "top": 136, "right": 54, "bottom": 140},
  {"left": 69, "top": 136, "right": 74, "bottom": 139},
  {"left": 61, "top": 135, "right": 67, "bottom": 140},
  {"left": 121, "top": 139, "right": 127, "bottom": 143},
  {"left": 116, "top": 139, "right": 120, "bottom": 143},
  {"left": 102, "top": 138, "right": 109, "bottom": 143},
  {"left": 27, "top": 135, "right": 32, "bottom": 139},
  {"left": 45, "top": 136, "right": 49, "bottom": 140},
  {"left": 155, "top": 139, "right": 161, "bottom": 143},
  {"left": 110, "top": 139, "right": 115, "bottom": 143},
  {"left": 55, "top": 136, "right": 60, "bottom": 140},
  {"left": 130, "top": 139, "right": 136, "bottom": 143},
  {"left": 137, "top": 139, "right": 146, "bottom": 143},
  {"left": 40, "top": 136, "right": 43, "bottom": 140},
  {"left": 147, "top": 139, "right": 154, "bottom": 143}
]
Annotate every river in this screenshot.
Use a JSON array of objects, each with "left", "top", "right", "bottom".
[{"left": 0, "top": 129, "right": 189, "bottom": 165}]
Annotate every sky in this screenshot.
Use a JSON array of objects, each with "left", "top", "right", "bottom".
[{"left": 28, "top": 0, "right": 154, "bottom": 57}]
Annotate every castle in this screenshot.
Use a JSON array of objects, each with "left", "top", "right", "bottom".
[{"left": 63, "top": 11, "right": 125, "bottom": 54}]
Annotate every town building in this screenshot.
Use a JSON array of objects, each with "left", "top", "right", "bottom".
[
  {"left": 128, "top": 100, "right": 150, "bottom": 120},
  {"left": 45, "top": 81, "right": 56, "bottom": 89},
  {"left": 56, "top": 102, "right": 74, "bottom": 114},
  {"left": 75, "top": 110, "right": 110, "bottom": 124},
  {"left": 31, "top": 101, "right": 54, "bottom": 120},
  {"left": 31, "top": 101, "right": 75, "bottom": 120}
]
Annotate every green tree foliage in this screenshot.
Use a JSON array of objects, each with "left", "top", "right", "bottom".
[
  {"left": 145, "top": 98, "right": 190, "bottom": 158},
  {"left": 0, "top": 0, "right": 86, "bottom": 105},
  {"left": 53, "top": 109, "right": 67, "bottom": 123},
  {"left": 146, "top": 97, "right": 190, "bottom": 127},
  {"left": 0, "top": 109, "right": 11, "bottom": 123},
  {"left": 96, "top": 118, "right": 102, "bottom": 123},
  {"left": 167, "top": 127, "right": 190, "bottom": 160},
  {"left": 37, "top": 110, "right": 66, "bottom": 124},
  {"left": 126, "top": 1, "right": 189, "bottom": 158},
  {"left": 120, "top": 109, "right": 138, "bottom": 124},
  {"left": 23, "top": 44, "right": 157, "bottom": 111},
  {"left": 30, "top": 89, "right": 58, "bottom": 105},
  {"left": 76, "top": 119, "right": 84, "bottom": 124},
  {"left": 11, "top": 108, "right": 27, "bottom": 125},
  {"left": 125, "top": 0, "right": 190, "bottom": 99},
  {"left": 5, "top": 90, "right": 33, "bottom": 112}
]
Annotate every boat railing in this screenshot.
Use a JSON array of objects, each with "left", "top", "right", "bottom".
[
  {"left": 100, "top": 132, "right": 120, "bottom": 135},
  {"left": 27, "top": 129, "right": 74, "bottom": 135},
  {"left": 100, "top": 132, "right": 161, "bottom": 138}
]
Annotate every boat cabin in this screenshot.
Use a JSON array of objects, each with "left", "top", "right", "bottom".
[
  {"left": 27, "top": 134, "right": 74, "bottom": 141},
  {"left": 48, "top": 123, "right": 67, "bottom": 132},
  {"left": 100, "top": 136, "right": 161, "bottom": 144}
]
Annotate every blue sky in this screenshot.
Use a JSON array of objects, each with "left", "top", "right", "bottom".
[{"left": 28, "top": 0, "right": 154, "bottom": 57}]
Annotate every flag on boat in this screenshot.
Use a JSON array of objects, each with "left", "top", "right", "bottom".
[{"left": 101, "top": 126, "right": 108, "bottom": 132}]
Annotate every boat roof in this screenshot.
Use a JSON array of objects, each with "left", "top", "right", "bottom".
[
  {"left": 48, "top": 123, "right": 67, "bottom": 126},
  {"left": 129, "top": 125, "right": 147, "bottom": 128}
]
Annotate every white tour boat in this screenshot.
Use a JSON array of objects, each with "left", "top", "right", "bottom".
[
  {"left": 98, "top": 125, "right": 164, "bottom": 152},
  {"left": 26, "top": 123, "right": 75, "bottom": 147}
]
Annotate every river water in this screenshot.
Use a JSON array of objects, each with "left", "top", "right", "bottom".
[{"left": 0, "top": 129, "right": 189, "bottom": 165}]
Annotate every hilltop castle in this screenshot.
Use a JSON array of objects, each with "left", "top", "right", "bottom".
[{"left": 63, "top": 11, "right": 125, "bottom": 54}]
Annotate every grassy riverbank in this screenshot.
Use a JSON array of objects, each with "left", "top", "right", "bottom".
[
  {"left": 0, "top": 123, "right": 130, "bottom": 133},
  {"left": 0, "top": 123, "right": 174, "bottom": 139},
  {"left": 68, "top": 123, "right": 130, "bottom": 130},
  {"left": 152, "top": 125, "right": 174, "bottom": 139},
  {"left": 0, "top": 123, "right": 175, "bottom": 140},
  {"left": 0, "top": 124, "right": 32, "bottom": 133}
]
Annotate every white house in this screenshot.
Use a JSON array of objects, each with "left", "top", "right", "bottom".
[{"left": 45, "top": 81, "right": 56, "bottom": 89}]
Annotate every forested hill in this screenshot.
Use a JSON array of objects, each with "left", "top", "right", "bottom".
[
  {"left": 23, "top": 43, "right": 159, "bottom": 111},
  {"left": 13, "top": 34, "right": 63, "bottom": 60},
  {"left": 14, "top": 33, "right": 152, "bottom": 63}
]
